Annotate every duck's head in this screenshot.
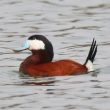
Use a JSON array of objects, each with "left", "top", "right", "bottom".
[{"left": 14, "top": 35, "right": 54, "bottom": 61}]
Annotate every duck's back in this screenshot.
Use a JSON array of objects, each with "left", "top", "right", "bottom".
[{"left": 20, "top": 60, "right": 87, "bottom": 77}]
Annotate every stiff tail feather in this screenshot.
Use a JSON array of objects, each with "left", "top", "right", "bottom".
[{"left": 84, "top": 39, "right": 97, "bottom": 72}]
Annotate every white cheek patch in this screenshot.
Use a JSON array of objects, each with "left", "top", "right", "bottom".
[{"left": 28, "top": 39, "right": 45, "bottom": 50}]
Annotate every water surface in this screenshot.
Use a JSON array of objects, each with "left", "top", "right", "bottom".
[{"left": 0, "top": 0, "right": 110, "bottom": 110}]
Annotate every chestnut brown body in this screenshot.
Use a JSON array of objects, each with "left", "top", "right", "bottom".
[{"left": 20, "top": 58, "right": 87, "bottom": 77}]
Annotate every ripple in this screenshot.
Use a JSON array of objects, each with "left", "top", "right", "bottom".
[{"left": 87, "top": 4, "right": 110, "bottom": 9}]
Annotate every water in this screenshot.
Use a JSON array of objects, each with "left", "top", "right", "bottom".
[{"left": 0, "top": 0, "right": 110, "bottom": 110}]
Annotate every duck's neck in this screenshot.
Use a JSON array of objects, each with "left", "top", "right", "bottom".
[{"left": 31, "top": 50, "right": 53, "bottom": 64}]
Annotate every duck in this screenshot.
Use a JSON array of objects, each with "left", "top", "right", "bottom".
[{"left": 13, "top": 35, "right": 97, "bottom": 77}]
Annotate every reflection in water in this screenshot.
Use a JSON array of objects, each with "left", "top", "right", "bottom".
[
  {"left": 0, "top": 0, "right": 110, "bottom": 110},
  {"left": 19, "top": 76, "right": 57, "bottom": 86},
  {"left": 22, "top": 81, "right": 55, "bottom": 86}
]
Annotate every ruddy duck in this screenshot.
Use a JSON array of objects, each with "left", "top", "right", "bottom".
[{"left": 14, "top": 35, "right": 97, "bottom": 77}]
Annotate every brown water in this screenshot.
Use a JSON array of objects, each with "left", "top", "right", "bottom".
[{"left": 0, "top": 0, "right": 110, "bottom": 110}]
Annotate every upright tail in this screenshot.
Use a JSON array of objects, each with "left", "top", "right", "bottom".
[{"left": 84, "top": 39, "right": 97, "bottom": 72}]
